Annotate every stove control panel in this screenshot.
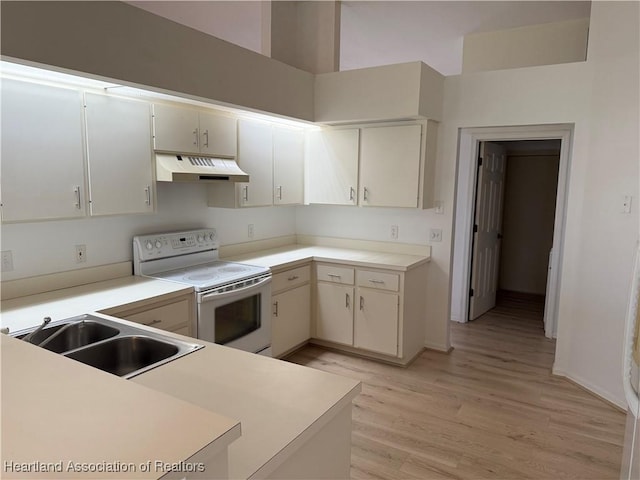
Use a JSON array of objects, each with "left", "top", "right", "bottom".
[{"left": 133, "top": 229, "right": 218, "bottom": 270}]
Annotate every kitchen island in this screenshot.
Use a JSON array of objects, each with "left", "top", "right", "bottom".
[{"left": 1, "top": 312, "right": 361, "bottom": 479}]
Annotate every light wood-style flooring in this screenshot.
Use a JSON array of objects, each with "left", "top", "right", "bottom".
[{"left": 287, "top": 291, "right": 626, "bottom": 479}]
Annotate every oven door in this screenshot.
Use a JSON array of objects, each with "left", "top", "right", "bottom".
[{"left": 197, "top": 275, "right": 272, "bottom": 355}]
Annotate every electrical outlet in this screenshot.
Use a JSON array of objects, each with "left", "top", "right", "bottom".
[
  {"left": 1, "top": 250, "right": 14, "bottom": 272},
  {"left": 429, "top": 229, "right": 443, "bottom": 243},
  {"left": 248, "top": 224, "right": 254, "bottom": 239},
  {"left": 391, "top": 225, "right": 399, "bottom": 240},
  {"left": 75, "top": 244, "right": 87, "bottom": 263}
]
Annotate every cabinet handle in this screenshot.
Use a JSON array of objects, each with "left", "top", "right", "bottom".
[
  {"left": 243, "top": 185, "right": 249, "bottom": 202},
  {"left": 193, "top": 128, "right": 199, "bottom": 147},
  {"left": 144, "top": 186, "right": 151, "bottom": 206},
  {"left": 273, "top": 301, "right": 279, "bottom": 317},
  {"left": 360, "top": 296, "right": 364, "bottom": 310},
  {"left": 363, "top": 187, "right": 369, "bottom": 201},
  {"left": 345, "top": 293, "right": 350, "bottom": 308},
  {"left": 328, "top": 274, "right": 342, "bottom": 279},
  {"left": 74, "top": 186, "right": 81, "bottom": 209},
  {"left": 203, "top": 129, "right": 209, "bottom": 148},
  {"left": 143, "top": 319, "right": 162, "bottom": 326},
  {"left": 349, "top": 187, "right": 355, "bottom": 201},
  {"left": 369, "top": 279, "right": 385, "bottom": 285},
  {"left": 277, "top": 186, "right": 283, "bottom": 200},
  {"left": 287, "top": 275, "right": 299, "bottom": 281}
]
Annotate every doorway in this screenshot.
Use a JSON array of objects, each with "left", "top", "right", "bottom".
[
  {"left": 469, "top": 139, "right": 560, "bottom": 322},
  {"left": 451, "top": 125, "right": 573, "bottom": 338}
]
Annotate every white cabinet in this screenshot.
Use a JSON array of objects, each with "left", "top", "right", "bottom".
[
  {"left": 152, "top": 103, "right": 236, "bottom": 157},
  {"left": 305, "top": 129, "right": 359, "bottom": 205},
  {"left": 271, "top": 265, "right": 311, "bottom": 358},
  {"left": 102, "top": 293, "right": 195, "bottom": 337},
  {"left": 313, "top": 261, "right": 427, "bottom": 364},
  {"left": 1, "top": 79, "right": 87, "bottom": 222},
  {"left": 359, "top": 124, "right": 422, "bottom": 208},
  {"left": 273, "top": 126, "right": 304, "bottom": 205},
  {"left": 84, "top": 93, "right": 154, "bottom": 216},
  {"left": 208, "top": 120, "right": 305, "bottom": 208}
]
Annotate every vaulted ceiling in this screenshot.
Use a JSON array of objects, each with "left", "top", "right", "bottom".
[{"left": 128, "top": 1, "right": 591, "bottom": 76}]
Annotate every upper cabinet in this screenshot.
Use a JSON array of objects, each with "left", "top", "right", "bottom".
[
  {"left": 84, "top": 93, "right": 154, "bottom": 216},
  {"left": 304, "top": 121, "right": 438, "bottom": 209},
  {"left": 208, "top": 119, "right": 305, "bottom": 208},
  {"left": 359, "top": 124, "right": 422, "bottom": 208},
  {"left": 152, "top": 103, "right": 237, "bottom": 158},
  {"left": 1, "top": 79, "right": 87, "bottom": 222},
  {"left": 305, "top": 129, "right": 359, "bottom": 206},
  {"left": 273, "top": 126, "right": 304, "bottom": 205}
]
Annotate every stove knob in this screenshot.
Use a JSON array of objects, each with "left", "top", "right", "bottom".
[
  {"left": 145, "top": 241, "right": 153, "bottom": 250},
  {"left": 197, "top": 235, "right": 204, "bottom": 242},
  {"left": 208, "top": 232, "right": 215, "bottom": 241},
  {"left": 155, "top": 240, "right": 162, "bottom": 249}
]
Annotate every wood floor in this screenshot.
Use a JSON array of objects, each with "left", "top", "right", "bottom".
[{"left": 287, "top": 291, "right": 626, "bottom": 479}]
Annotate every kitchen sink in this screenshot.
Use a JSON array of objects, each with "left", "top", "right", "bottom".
[
  {"left": 65, "top": 336, "right": 180, "bottom": 378},
  {"left": 38, "top": 321, "right": 119, "bottom": 354},
  {"left": 11, "top": 314, "right": 203, "bottom": 379}
]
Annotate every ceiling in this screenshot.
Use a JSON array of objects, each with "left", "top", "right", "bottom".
[{"left": 129, "top": 1, "right": 591, "bottom": 76}]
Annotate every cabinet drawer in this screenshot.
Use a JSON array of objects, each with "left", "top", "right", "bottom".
[
  {"left": 356, "top": 269, "right": 400, "bottom": 292},
  {"left": 123, "top": 298, "right": 190, "bottom": 333},
  {"left": 316, "top": 264, "right": 355, "bottom": 285},
  {"left": 272, "top": 265, "right": 310, "bottom": 293}
]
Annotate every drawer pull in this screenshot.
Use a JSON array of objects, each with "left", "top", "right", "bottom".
[
  {"left": 328, "top": 274, "right": 342, "bottom": 279},
  {"left": 287, "top": 275, "right": 299, "bottom": 281},
  {"left": 369, "top": 279, "right": 385, "bottom": 285},
  {"left": 143, "top": 319, "right": 162, "bottom": 326},
  {"left": 360, "top": 296, "right": 364, "bottom": 310}
]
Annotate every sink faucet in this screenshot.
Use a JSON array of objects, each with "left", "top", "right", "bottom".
[{"left": 22, "top": 317, "right": 52, "bottom": 344}]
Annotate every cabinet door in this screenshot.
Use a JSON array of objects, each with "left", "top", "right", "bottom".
[
  {"left": 152, "top": 103, "right": 199, "bottom": 154},
  {"left": 199, "top": 112, "right": 237, "bottom": 158},
  {"left": 305, "top": 129, "right": 359, "bottom": 205},
  {"left": 354, "top": 289, "right": 399, "bottom": 356},
  {"left": 359, "top": 124, "right": 422, "bottom": 208},
  {"left": 1, "top": 79, "right": 87, "bottom": 222},
  {"left": 237, "top": 119, "right": 273, "bottom": 207},
  {"left": 316, "top": 283, "right": 354, "bottom": 345},
  {"left": 84, "top": 93, "right": 153, "bottom": 216},
  {"left": 121, "top": 297, "right": 192, "bottom": 336},
  {"left": 272, "top": 284, "right": 311, "bottom": 357},
  {"left": 273, "top": 126, "right": 304, "bottom": 205}
]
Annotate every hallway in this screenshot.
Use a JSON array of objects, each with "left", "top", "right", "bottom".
[{"left": 287, "top": 293, "right": 626, "bottom": 479}]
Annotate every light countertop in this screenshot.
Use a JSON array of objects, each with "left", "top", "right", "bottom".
[
  {"left": 225, "top": 244, "right": 430, "bottom": 273},
  {"left": 1, "top": 276, "right": 192, "bottom": 333},
  {"left": 1, "top": 331, "right": 240, "bottom": 479}
]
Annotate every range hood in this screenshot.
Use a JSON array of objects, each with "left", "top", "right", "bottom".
[{"left": 156, "top": 153, "right": 249, "bottom": 183}]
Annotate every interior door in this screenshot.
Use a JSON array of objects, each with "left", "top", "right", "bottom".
[{"left": 469, "top": 141, "right": 507, "bottom": 320}]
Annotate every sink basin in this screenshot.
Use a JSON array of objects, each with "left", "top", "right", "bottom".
[
  {"left": 39, "top": 321, "right": 119, "bottom": 353},
  {"left": 11, "top": 314, "right": 203, "bottom": 379},
  {"left": 65, "top": 336, "right": 181, "bottom": 378}
]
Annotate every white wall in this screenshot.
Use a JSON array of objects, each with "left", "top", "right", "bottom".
[
  {"left": 438, "top": 2, "right": 639, "bottom": 407},
  {"left": 0, "top": 183, "right": 296, "bottom": 281},
  {"left": 499, "top": 154, "right": 559, "bottom": 295}
]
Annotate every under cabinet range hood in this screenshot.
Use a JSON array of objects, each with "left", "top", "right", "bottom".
[{"left": 155, "top": 154, "right": 249, "bottom": 183}]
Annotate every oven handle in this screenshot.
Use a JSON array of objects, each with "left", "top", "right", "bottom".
[{"left": 198, "top": 276, "right": 271, "bottom": 302}]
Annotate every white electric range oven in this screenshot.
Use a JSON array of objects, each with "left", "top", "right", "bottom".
[{"left": 133, "top": 229, "right": 272, "bottom": 356}]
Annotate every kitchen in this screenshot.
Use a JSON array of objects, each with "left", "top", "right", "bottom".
[{"left": 1, "top": 1, "right": 639, "bottom": 479}]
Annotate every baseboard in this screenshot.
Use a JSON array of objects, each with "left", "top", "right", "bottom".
[
  {"left": 296, "top": 235, "right": 431, "bottom": 257},
  {"left": 1, "top": 262, "right": 132, "bottom": 301},
  {"left": 424, "top": 341, "right": 452, "bottom": 353},
  {"left": 552, "top": 367, "right": 627, "bottom": 412}
]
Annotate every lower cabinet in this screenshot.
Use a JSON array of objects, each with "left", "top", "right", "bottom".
[
  {"left": 271, "top": 265, "right": 311, "bottom": 358},
  {"left": 101, "top": 293, "right": 195, "bottom": 337},
  {"left": 313, "top": 262, "right": 426, "bottom": 364}
]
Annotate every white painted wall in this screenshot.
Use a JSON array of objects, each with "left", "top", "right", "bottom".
[
  {"left": 439, "top": 2, "right": 639, "bottom": 407},
  {"left": 463, "top": 18, "right": 590, "bottom": 73},
  {"left": 499, "top": 154, "right": 559, "bottom": 295},
  {"left": 0, "top": 183, "right": 296, "bottom": 281}
]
